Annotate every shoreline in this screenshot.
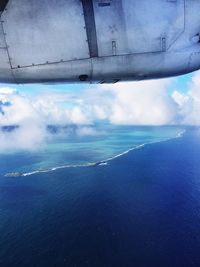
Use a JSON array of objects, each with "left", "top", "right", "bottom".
[{"left": 5, "top": 129, "right": 186, "bottom": 178}]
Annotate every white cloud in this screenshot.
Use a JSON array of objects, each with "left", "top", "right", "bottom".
[
  {"left": 0, "top": 87, "right": 17, "bottom": 95},
  {"left": 96, "top": 80, "right": 177, "bottom": 125},
  {"left": 1, "top": 72, "right": 200, "bottom": 152},
  {"left": 0, "top": 124, "right": 46, "bottom": 152},
  {"left": 0, "top": 88, "right": 46, "bottom": 152},
  {"left": 172, "top": 71, "right": 200, "bottom": 125},
  {"left": 172, "top": 91, "right": 189, "bottom": 107},
  {"left": 76, "top": 126, "right": 102, "bottom": 137}
]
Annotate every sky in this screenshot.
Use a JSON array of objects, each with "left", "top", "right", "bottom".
[{"left": 0, "top": 70, "right": 199, "bottom": 151}]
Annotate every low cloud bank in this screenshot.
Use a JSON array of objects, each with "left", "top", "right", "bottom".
[{"left": 0, "top": 72, "right": 200, "bottom": 152}]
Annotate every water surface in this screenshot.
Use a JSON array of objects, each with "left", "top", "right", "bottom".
[{"left": 1, "top": 126, "right": 200, "bottom": 267}]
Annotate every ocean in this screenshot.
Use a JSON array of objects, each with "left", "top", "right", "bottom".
[{"left": 0, "top": 126, "right": 200, "bottom": 267}]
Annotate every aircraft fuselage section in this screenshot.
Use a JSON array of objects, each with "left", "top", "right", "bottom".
[{"left": 0, "top": 0, "right": 200, "bottom": 84}]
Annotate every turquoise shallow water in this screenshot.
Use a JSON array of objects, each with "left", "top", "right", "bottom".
[{"left": 0, "top": 125, "right": 184, "bottom": 176}]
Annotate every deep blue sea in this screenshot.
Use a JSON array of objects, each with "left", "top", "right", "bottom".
[{"left": 1, "top": 126, "right": 200, "bottom": 267}]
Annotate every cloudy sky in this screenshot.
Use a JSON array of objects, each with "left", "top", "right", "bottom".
[{"left": 0, "top": 71, "right": 199, "bottom": 151}]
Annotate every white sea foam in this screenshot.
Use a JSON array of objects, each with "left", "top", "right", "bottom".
[
  {"left": 5, "top": 129, "right": 186, "bottom": 177},
  {"left": 98, "top": 162, "right": 108, "bottom": 166}
]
